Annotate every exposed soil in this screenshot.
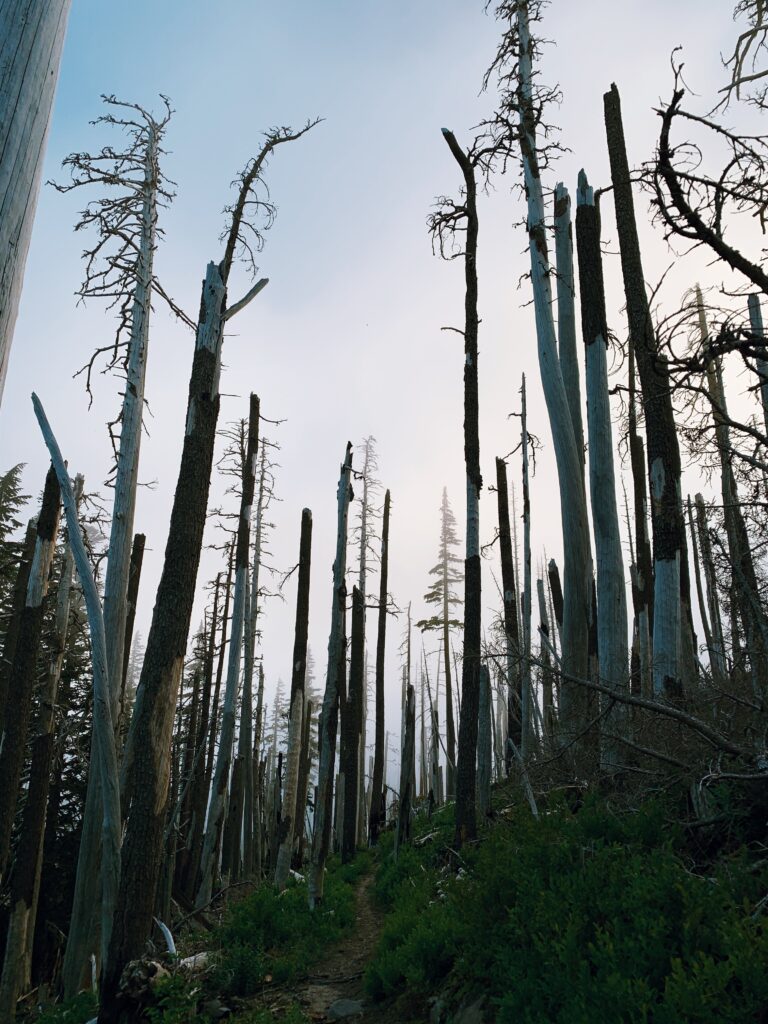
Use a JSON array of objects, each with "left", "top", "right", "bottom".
[{"left": 245, "top": 872, "right": 418, "bottom": 1023}]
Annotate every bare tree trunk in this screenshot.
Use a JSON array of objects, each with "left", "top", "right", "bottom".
[
  {"left": 0, "top": 465, "right": 60, "bottom": 879},
  {"left": 440, "top": 128, "right": 482, "bottom": 845},
  {"left": 341, "top": 586, "right": 364, "bottom": 864},
  {"left": 369, "top": 489, "right": 390, "bottom": 844},
  {"left": 605, "top": 83, "right": 687, "bottom": 699},
  {"left": 294, "top": 698, "right": 313, "bottom": 867},
  {"left": 477, "top": 665, "right": 492, "bottom": 818},
  {"left": 554, "top": 183, "right": 585, "bottom": 477},
  {"left": 575, "top": 172, "right": 629, "bottom": 767},
  {"left": 0, "top": 0, "right": 72, "bottom": 404},
  {"left": 687, "top": 496, "right": 724, "bottom": 686},
  {"left": 694, "top": 495, "right": 727, "bottom": 682},
  {"left": 521, "top": 377, "right": 533, "bottom": 758},
  {"left": 748, "top": 294, "right": 768, "bottom": 437},
  {"left": 275, "top": 508, "right": 312, "bottom": 889},
  {"left": 33, "top": 398, "right": 121, "bottom": 982},
  {"left": 309, "top": 444, "right": 353, "bottom": 907},
  {"left": 0, "top": 475, "right": 81, "bottom": 1019},
  {"left": 196, "top": 395, "right": 259, "bottom": 908},
  {"left": 515, "top": 5, "right": 593, "bottom": 767},
  {"left": 118, "top": 533, "right": 146, "bottom": 738},
  {"left": 395, "top": 685, "right": 415, "bottom": 854},
  {"left": 0, "top": 519, "right": 36, "bottom": 738},
  {"left": 99, "top": 259, "right": 237, "bottom": 1018},
  {"left": 495, "top": 458, "right": 521, "bottom": 766}
]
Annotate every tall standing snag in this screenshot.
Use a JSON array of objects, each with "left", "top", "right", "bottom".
[
  {"left": 309, "top": 443, "right": 354, "bottom": 907},
  {"left": 432, "top": 127, "right": 482, "bottom": 844},
  {"left": 604, "top": 84, "right": 687, "bottom": 698},
  {"left": 0, "top": 0, "right": 72, "bottom": 404},
  {"left": 575, "top": 171, "right": 629, "bottom": 765},
  {"left": 369, "top": 489, "right": 390, "bottom": 843},
  {"left": 274, "top": 508, "right": 312, "bottom": 889},
  {"left": 100, "top": 121, "right": 317, "bottom": 1019}
]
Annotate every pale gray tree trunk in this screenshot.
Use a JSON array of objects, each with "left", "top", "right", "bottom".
[
  {"left": 32, "top": 397, "right": 121, "bottom": 974},
  {"left": 694, "top": 495, "right": 727, "bottom": 679},
  {"left": 309, "top": 444, "right": 353, "bottom": 907},
  {"left": 0, "top": 0, "right": 71, "bottom": 403},
  {"left": 554, "top": 183, "right": 585, "bottom": 476},
  {"left": 64, "top": 122, "right": 161, "bottom": 997},
  {"left": 515, "top": 4, "right": 593, "bottom": 767},
  {"left": 687, "top": 496, "right": 726, "bottom": 686},
  {"left": 575, "top": 171, "right": 628, "bottom": 766}
]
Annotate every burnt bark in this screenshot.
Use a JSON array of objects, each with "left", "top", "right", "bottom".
[{"left": 369, "top": 489, "right": 390, "bottom": 844}]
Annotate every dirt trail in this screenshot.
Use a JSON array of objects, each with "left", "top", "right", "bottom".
[{"left": 259, "top": 872, "right": 406, "bottom": 1023}]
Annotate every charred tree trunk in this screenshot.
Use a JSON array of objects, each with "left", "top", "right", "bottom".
[
  {"left": 605, "top": 84, "right": 688, "bottom": 699},
  {"left": 100, "top": 262, "right": 235, "bottom": 1019},
  {"left": 369, "top": 489, "right": 390, "bottom": 844},
  {"left": 395, "top": 685, "right": 416, "bottom": 853},
  {"left": 0, "top": 519, "right": 36, "bottom": 738},
  {"left": 0, "top": 465, "right": 60, "bottom": 879},
  {"left": 477, "top": 665, "right": 492, "bottom": 818},
  {"left": 0, "top": 476, "right": 81, "bottom": 1019},
  {"left": 309, "top": 444, "right": 353, "bottom": 907},
  {"left": 196, "top": 395, "right": 259, "bottom": 908},
  {"left": 495, "top": 458, "right": 521, "bottom": 766},
  {"left": 341, "top": 586, "right": 364, "bottom": 864},
  {"left": 274, "top": 508, "right": 312, "bottom": 889},
  {"left": 440, "top": 128, "right": 482, "bottom": 845}
]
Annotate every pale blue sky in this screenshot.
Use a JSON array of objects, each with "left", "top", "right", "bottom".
[{"left": 0, "top": 1, "right": 750, "bottom": 774}]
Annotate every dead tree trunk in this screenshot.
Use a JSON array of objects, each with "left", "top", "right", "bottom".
[
  {"left": 196, "top": 395, "right": 259, "bottom": 908},
  {"left": 439, "top": 128, "right": 482, "bottom": 844},
  {"left": 0, "top": 520, "right": 36, "bottom": 739},
  {"left": 33, "top": 397, "right": 121, "bottom": 980},
  {"left": 495, "top": 458, "right": 521, "bottom": 765},
  {"left": 575, "top": 171, "right": 629, "bottom": 766},
  {"left": 369, "top": 489, "right": 390, "bottom": 844},
  {"left": 395, "top": 685, "right": 416, "bottom": 854},
  {"left": 605, "top": 83, "right": 688, "bottom": 698},
  {"left": 477, "top": 665, "right": 492, "bottom": 818},
  {"left": 341, "top": 586, "right": 364, "bottom": 863},
  {"left": 0, "top": 465, "right": 60, "bottom": 880},
  {"left": 274, "top": 508, "right": 312, "bottom": 889},
  {"left": 309, "top": 444, "right": 353, "bottom": 907},
  {"left": 0, "top": 475, "right": 82, "bottom": 1020},
  {"left": 0, "top": 0, "right": 72, "bottom": 403}
]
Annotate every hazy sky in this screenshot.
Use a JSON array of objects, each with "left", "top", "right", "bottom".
[{"left": 0, "top": 1, "right": 754, "bottom": 780}]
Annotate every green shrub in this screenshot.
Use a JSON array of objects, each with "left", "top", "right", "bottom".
[
  {"left": 35, "top": 992, "right": 98, "bottom": 1024},
  {"left": 366, "top": 795, "right": 768, "bottom": 1023},
  {"left": 211, "top": 857, "right": 359, "bottom": 997}
]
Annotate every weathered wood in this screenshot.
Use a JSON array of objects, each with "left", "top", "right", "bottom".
[
  {"left": 197, "top": 395, "right": 259, "bottom": 908},
  {"left": 0, "top": 475, "right": 81, "bottom": 1020},
  {"left": 32, "top": 396, "right": 121, "bottom": 976},
  {"left": 369, "top": 489, "right": 390, "bottom": 844},
  {"left": 0, "top": 464, "right": 60, "bottom": 879},
  {"left": 605, "top": 83, "right": 687, "bottom": 698},
  {"left": 477, "top": 665, "right": 492, "bottom": 817},
  {"left": 575, "top": 171, "right": 629, "bottom": 767},
  {"left": 341, "top": 586, "right": 364, "bottom": 863},
  {"left": 0, "top": 0, "right": 72, "bottom": 403},
  {"left": 275, "top": 509, "right": 312, "bottom": 888},
  {"left": 309, "top": 444, "right": 353, "bottom": 906},
  {"left": 440, "top": 128, "right": 482, "bottom": 844},
  {"left": 495, "top": 458, "right": 521, "bottom": 764},
  {"left": 515, "top": 4, "right": 593, "bottom": 768},
  {"left": 748, "top": 294, "right": 768, "bottom": 437}
]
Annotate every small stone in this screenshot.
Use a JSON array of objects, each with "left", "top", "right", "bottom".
[{"left": 326, "top": 997, "right": 364, "bottom": 1019}]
